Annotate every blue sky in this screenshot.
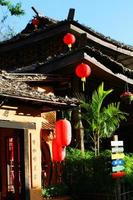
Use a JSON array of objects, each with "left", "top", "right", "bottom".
[{"left": 1, "top": 0, "right": 133, "bottom": 45}]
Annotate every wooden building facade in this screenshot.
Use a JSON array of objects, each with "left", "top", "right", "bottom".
[{"left": 0, "top": 8, "right": 132, "bottom": 200}]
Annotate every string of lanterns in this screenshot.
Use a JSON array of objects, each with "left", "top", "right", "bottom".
[
  {"left": 52, "top": 33, "right": 92, "bottom": 161},
  {"left": 51, "top": 33, "right": 92, "bottom": 161},
  {"left": 63, "top": 32, "right": 92, "bottom": 91},
  {"left": 29, "top": 29, "right": 91, "bottom": 91}
]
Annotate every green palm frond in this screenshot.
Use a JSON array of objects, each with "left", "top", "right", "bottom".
[
  {"left": 79, "top": 82, "right": 127, "bottom": 155},
  {"left": 91, "top": 82, "right": 113, "bottom": 115},
  {"left": 99, "top": 102, "right": 127, "bottom": 138}
]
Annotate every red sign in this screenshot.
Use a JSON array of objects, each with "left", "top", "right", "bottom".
[{"left": 112, "top": 171, "right": 126, "bottom": 179}]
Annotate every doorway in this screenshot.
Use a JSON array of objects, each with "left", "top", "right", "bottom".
[{"left": 0, "top": 128, "right": 25, "bottom": 200}]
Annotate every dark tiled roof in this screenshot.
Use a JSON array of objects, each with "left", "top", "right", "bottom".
[
  {"left": 1, "top": 16, "right": 133, "bottom": 52},
  {"left": 0, "top": 13, "right": 133, "bottom": 77},
  {"left": 84, "top": 46, "right": 133, "bottom": 79},
  {"left": 11, "top": 47, "right": 133, "bottom": 80},
  {"left": 0, "top": 72, "right": 79, "bottom": 108},
  {"left": 72, "top": 20, "right": 133, "bottom": 51},
  {"left": 0, "top": 16, "right": 59, "bottom": 45}
]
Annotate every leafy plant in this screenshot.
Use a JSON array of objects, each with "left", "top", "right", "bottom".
[
  {"left": 124, "top": 154, "right": 133, "bottom": 185},
  {"left": 64, "top": 148, "right": 133, "bottom": 198},
  {"left": 42, "top": 184, "right": 70, "bottom": 198},
  {"left": 63, "top": 147, "right": 113, "bottom": 197},
  {"left": 0, "top": 0, "right": 24, "bottom": 41},
  {"left": 80, "top": 82, "right": 127, "bottom": 156},
  {"left": 0, "top": 0, "right": 24, "bottom": 15}
]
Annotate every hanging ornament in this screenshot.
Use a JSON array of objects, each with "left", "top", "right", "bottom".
[
  {"left": 120, "top": 91, "right": 133, "bottom": 104},
  {"left": 55, "top": 118, "right": 72, "bottom": 146},
  {"left": 75, "top": 63, "right": 91, "bottom": 91},
  {"left": 63, "top": 33, "right": 76, "bottom": 50},
  {"left": 52, "top": 140, "right": 66, "bottom": 162},
  {"left": 32, "top": 18, "right": 39, "bottom": 30}
]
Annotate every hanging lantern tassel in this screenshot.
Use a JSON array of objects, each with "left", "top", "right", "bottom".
[
  {"left": 68, "top": 43, "right": 72, "bottom": 50},
  {"left": 81, "top": 77, "right": 86, "bottom": 91},
  {"left": 75, "top": 63, "right": 91, "bottom": 91}
]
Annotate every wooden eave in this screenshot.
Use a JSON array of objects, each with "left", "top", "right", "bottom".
[
  {"left": 69, "top": 21, "right": 133, "bottom": 70},
  {"left": 70, "top": 21, "right": 133, "bottom": 51},
  {"left": 0, "top": 93, "right": 78, "bottom": 111},
  {"left": 1, "top": 19, "right": 133, "bottom": 71},
  {"left": 23, "top": 48, "right": 133, "bottom": 87},
  {"left": 1, "top": 19, "right": 132, "bottom": 53},
  {"left": 0, "top": 20, "right": 70, "bottom": 52},
  {"left": 0, "top": 19, "right": 131, "bottom": 54},
  {"left": 11, "top": 46, "right": 133, "bottom": 80},
  {"left": 83, "top": 53, "right": 133, "bottom": 86},
  {"left": 0, "top": 73, "right": 79, "bottom": 111}
]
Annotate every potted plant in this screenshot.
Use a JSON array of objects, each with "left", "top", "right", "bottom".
[
  {"left": 120, "top": 91, "right": 133, "bottom": 104},
  {"left": 41, "top": 183, "right": 72, "bottom": 200}
]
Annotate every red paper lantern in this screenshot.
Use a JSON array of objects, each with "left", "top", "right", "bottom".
[
  {"left": 32, "top": 18, "right": 39, "bottom": 28},
  {"left": 75, "top": 63, "right": 91, "bottom": 91},
  {"left": 120, "top": 91, "right": 132, "bottom": 97},
  {"left": 75, "top": 63, "right": 91, "bottom": 79},
  {"left": 55, "top": 119, "right": 72, "bottom": 146},
  {"left": 112, "top": 171, "right": 126, "bottom": 179},
  {"left": 63, "top": 33, "right": 76, "bottom": 50},
  {"left": 52, "top": 140, "right": 66, "bottom": 162},
  {"left": 120, "top": 91, "right": 133, "bottom": 98},
  {"left": 120, "top": 91, "right": 133, "bottom": 103}
]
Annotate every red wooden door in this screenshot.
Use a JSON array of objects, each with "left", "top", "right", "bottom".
[{"left": 0, "top": 128, "right": 25, "bottom": 200}]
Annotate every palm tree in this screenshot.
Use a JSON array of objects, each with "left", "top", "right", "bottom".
[{"left": 80, "top": 82, "right": 127, "bottom": 156}]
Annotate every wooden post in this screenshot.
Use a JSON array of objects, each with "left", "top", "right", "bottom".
[
  {"left": 67, "top": 8, "right": 75, "bottom": 21},
  {"left": 113, "top": 135, "right": 118, "bottom": 141},
  {"left": 24, "top": 130, "right": 30, "bottom": 200},
  {"left": 116, "top": 178, "right": 121, "bottom": 200}
]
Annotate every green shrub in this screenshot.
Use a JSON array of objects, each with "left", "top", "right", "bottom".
[
  {"left": 42, "top": 183, "right": 70, "bottom": 198},
  {"left": 63, "top": 147, "right": 133, "bottom": 196},
  {"left": 124, "top": 153, "right": 133, "bottom": 186}
]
